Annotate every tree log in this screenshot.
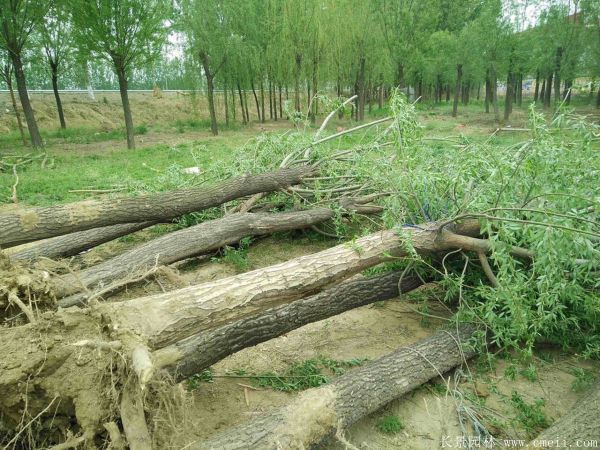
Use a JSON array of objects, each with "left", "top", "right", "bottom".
[
  {"left": 528, "top": 381, "right": 600, "bottom": 448},
  {"left": 0, "top": 166, "right": 313, "bottom": 248},
  {"left": 155, "top": 271, "right": 426, "bottom": 381},
  {"left": 6, "top": 222, "right": 155, "bottom": 262},
  {"left": 56, "top": 206, "right": 376, "bottom": 307},
  {"left": 198, "top": 326, "right": 478, "bottom": 449},
  {"left": 100, "top": 220, "right": 482, "bottom": 350}
]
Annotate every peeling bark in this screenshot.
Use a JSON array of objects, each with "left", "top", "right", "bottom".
[
  {"left": 0, "top": 166, "right": 314, "bottom": 248},
  {"left": 199, "top": 326, "right": 478, "bottom": 449}
]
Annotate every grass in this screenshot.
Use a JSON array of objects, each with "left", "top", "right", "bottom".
[
  {"left": 376, "top": 415, "right": 404, "bottom": 434},
  {"left": 509, "top": 392, "right": 550, "bottom": 435}
]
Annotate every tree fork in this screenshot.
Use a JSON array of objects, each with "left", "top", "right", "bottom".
[
  {"left": 0, "top": 166, "right": 314, "bottom": 248},
  {"left": 198, "top": 325, "right": 478, "bottom": 449}
]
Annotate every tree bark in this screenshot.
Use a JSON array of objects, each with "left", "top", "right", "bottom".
[
  {"left": 528, "top": 382, "right": 600, "bottom": 448},
  {"left": 294, "top": 54, "right": 302, "bottom": 112},
  {"left": 114, "top": 61, "right": 135, "bottom": 149},
  {"left": 156, "top": 271, "right": 426, "bottom": 381},
  {"left": 0, "top": 166, "right": 314, "bottom": 248},
  {"left": 199, "top": 326, "right": 478, "bottom": 449},
  {"left": 553, "top": 47, "right": 563, "bottom": 105},
  {"left": 452, "top": 64, "right": 463, "bottom": 117},
  {"left": 199, "top": 52, "right": 218, "bottom": 136},
  {"left": 10, "top": 52, "right": 43, "bottom": 149},
  {"left": 533, "top": 71, "right": 540, "bottom": 102},
  {"left": 236, "top": 82, "right": 247, "bottom": 124},
  {"left": 223, "top": 81, "right": 229, "bottom": 126},
  {"left": 56, "top": 207, "right": 367, "bottom": 306},
  {"left": 101, "top": 221, "right": 482, "bottom": 350},
  {"left": 544, "top": 72, "right": 553, "bottom": 108},
  {"left": 259, "top": 79, "right": 265, "bottom": 123},
  {"left": 485, "top": 69, "right": 491, "bottom": 113},
  {"left": 251, "top": 80, "right": 260, "bottom": 121},
  {"left": 504, "top": 63, "right": 514, "bottom": 121},
  {"left": 357, "top": 57, "right": 366, "bottom": 121},
  {"left": 6, "top": 222, "right": 154, "bottom": 262},
  {"left": 540, "top": 78, "right": 546, "bottom": 103},
  {"left": 50, "top": 63, "right": 66, "bottom": 129}
]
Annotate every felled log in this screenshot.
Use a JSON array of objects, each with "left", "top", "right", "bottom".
[
  {"left": 6, "top": 222, "right": 155, "bottom": 262},
  {"left": 100, "top": 220, "right": 484, "bottom": 350},
  {"left": 56, "top": 205, "right": 378, "bottom": 307},
  {"left": 199, "top": 326, "right": 478, "bottom": 449},
  {"left": 527, "top": 381, "right": 600, "bottom": 448},
  {"left": 0, "top": 166, "right": 313, "bottom": 248},
  {"left": 155, "top": 271, "right": 426, "bottom": 381}
]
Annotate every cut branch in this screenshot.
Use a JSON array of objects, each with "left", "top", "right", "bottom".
[
  {"left": 199, "top": 326, "right": 478, "bottom": 449},
  {"left": 0, "top": 166, "right": 314, "bottom": 248},
  {"left": 56, "top": 205, "right": 375, "bottom": 306},
  {"left": 6, "top": 222, "right": 155, "bottom": 262},
  {"left": 100, "top": 220, "right": 482, "bottom": 350},
  {"left": 155, "top": 271, "right": 426, "bottom": 381}
]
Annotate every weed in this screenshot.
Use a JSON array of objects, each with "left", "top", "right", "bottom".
[
  {"left": 214, "top": 237, "right": 253, "bottom": 272},
  {"left": 510, "top": 392, "right": 550, "bottom": 434},
  {"left": 135, "top": 124, "right": 149, "bottom": 135},
  {"left": 186, "top": 369, "right": 213, "bottom": 390},
  {"left": 504, "top": 364, "right": 517, "bottom": 381},
  {"left": 570, "top": 368, "right": 595, "bottom": 392},
  {"left": 520, "top": 364, "right": 538, "bottom": 382},
  {"left": 376, "top": 416, "right": 404, "bottom": 434}
]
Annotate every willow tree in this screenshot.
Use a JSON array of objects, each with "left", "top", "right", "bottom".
[
  {"left": 70, "top": 0, "right": 170, "bottom": 149},
  {"left": 180, "top": 0, "right": 237, "bottom": 135},
  {"left": 0, "top": 0, "right": 47, "bottom": 149},
  {"left": 0, "top": 48, "right": 26, "bottom": 144},
  {"left": 39, "top": 1, "right": 72, "bottom": 129}
]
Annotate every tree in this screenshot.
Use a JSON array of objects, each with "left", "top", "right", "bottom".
[
  {"left": 0, "top": 0, "right": 47, "bottom": 149},
  {"left": 70, "top": 0, "right": 170, "bottom": 149},
  {"left": 0, "top": 48, "right": 27, "bottom": 145},
  {"left": 39, "top": 0, "right": 72, "bottom": 129}
]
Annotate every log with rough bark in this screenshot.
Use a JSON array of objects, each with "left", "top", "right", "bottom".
[
  {"left": 6, "top": 222, "right": 155, "bottom": 262},
  {"left": 155, "top": 271, "right": 426, "bottom": 381},
  {"left": 198, "top": 326, "right": 478, "bottom": 449},
  {"left": 55, "top": 205, "right": 380, "bottom": 307},
  {"left": 99, "top": 220, "right": 484, "bottom": 350},
  {"left": 0, "top": 166, "right": 313, "bottom": 248},
  {"left": 527, "top": 381, "right": 600, "bottom": 449}
]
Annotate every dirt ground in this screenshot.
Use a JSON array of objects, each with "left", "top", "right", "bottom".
[{"left": 59, "top": 231, "right": 596, "bottom": 450}]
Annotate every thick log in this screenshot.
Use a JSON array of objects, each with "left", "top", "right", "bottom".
[
  {"left": 0, "top": 166, "right": 313, "bottom": 248},
  {"left": 100, "top": 221, "right": 482, "bottom": 350},
  {"left": 155, "top": 271, "right": 426, "bottom": 381},
  {"left": 6, "top": 222, "right": 155, "bottom": 262},
  {"left": 56, "top": 207, "right": 356, "bottom": 307},
  {"left": 198, "top": 326, "right": 478, "bottom": 449},
  {"left": 528, "top": 381, "right": 600, "bottom": 448}
]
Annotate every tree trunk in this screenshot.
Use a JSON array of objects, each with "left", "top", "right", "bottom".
[
  {"left": 504, "top": 69, "right": 514, "bottom": 121},
  {"left": 540, "top": 78, "right": 546, "bottom": 102},
  {"left": 200, "top": 326, "right": 478, "bottom": 449},
  {"left": 294, "top": 54, "right": 302, "bottom": 112},
  {"left": 10, "top": 52, "right": 43, "bottom": 149},
  {"left": 397, "top": 62, "right": 404, "bottom": 88},
  {"left": 223, "top": 81, "right": 229, "bottom": 126},
  {"left": 157, "top": 271, "right": 425, "bottom": 381},
  {"left": 199, "top": 52, "right": 218, "bottom": 136},
  {"left": 5, "top": 71, "right": 27, "bottom": 146},
  {"left": 6, "top": 222, "right": 154, "bottom": 262},
  {"left": 491, "top": 68, "right": 499, "bottom": 121},
  {"left": 230, "top": 84, "right": 236, "bottom": 122},
  {"left": 251, "top": 80, "right": 260, "bottom": 121},
  {"left": 485, "top": 69, "right": 491, "bottom": 113},
  {"left": 378, "top": 83, "right": 384, "bottom": 109},
  {"left": 529, "top": 382, "right": 600, "bottom": 447},
  {"left": 50, "top": 63, "right": 66, "bottom": 129},
  {"left": 279, "top": 84, "right": 283, "bottom": 119},
  {"left": 236, "top": 82, "right": 246, "bottom": 124},
  {"left": 516, "top": 72, "right": 523, "bottom": 107},
  {"left": 533, "top": 71, "right": 540, "bottom": 102},
  {"left": 553, "top": 47, "right": 563, "bottom": 105},
  {"left": 452, "top": 64, "right": 462, "bottom": 117},
  {"left": 544, "top": 72, "right": 553, "bottom": 108},
  {"left": 563, "top": 79, "right": 572, "bottom": 105},
  {"left": 597, "top": 84, "right": 600, "bottom": 109},
  {"left": 0, "top": 166, "right": 314, "bottom": 248},
  {"left": 56, "top": 207, "right": 371, "bottom": 306},
  {"left": 269, "top": 78, "right": 274, "bottom": 120},
  {"left": 259, "top": 79, "right": 265, "bottom": 123},
  {"left": 101, "top": 221, "right": 483, "bottom": 349},
  {"left": 357, "top": 56, "right": 366, "bottom": 121},
  {"left": 114, "top": 62, "right": 135, "bottom": 149},
  {"left": 310, "top": 57, "right": 318, "bottom": 124}
]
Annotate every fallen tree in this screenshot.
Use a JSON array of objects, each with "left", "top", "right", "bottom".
[
  {"left": 55, "top": 202, "right": 383, "bottom": 307},
  {"left": 198, "top": 325, "right": 478, "bottom": 449},
  {"left": 5, "top": 222, "right": 155, "bottom": 262},
  {"left": 155, "top": 270, "right": 426, "bottom": 381},
  {"left": 527, "top": 381, "right": 600, "bottom": 448},
  {"left": 0, "top": 166, "right": 314, "bottom": 248}
]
